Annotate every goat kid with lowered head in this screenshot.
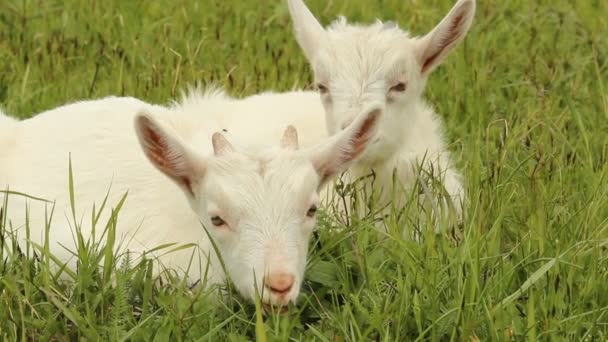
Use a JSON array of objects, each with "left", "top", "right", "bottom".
[
  {"left": 287, "top": 0, "right": 476, "bottom": 228},
  {"left": 0, "top": 95, "right": 381, "bottom": 310}
]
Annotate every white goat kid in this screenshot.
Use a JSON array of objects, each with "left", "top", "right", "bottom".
[
  {"left": 287, "top": 0, "right": 476, "bottom": 227},
  {"left": 0, "top": 96, "right": 380, "bottom": 308}
]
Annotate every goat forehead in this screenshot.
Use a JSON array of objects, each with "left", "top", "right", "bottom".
[
  {"left": 319, "top": 25, "right": 414, "bottom": 84},
  {"left": 262, "top": 155, "right": 318, "bottom": 194},
  {"left": 207, "top": 153, "right": 317, "bottom": 206},
  {"left": 328, "top": 21, "right": 411, "bottom": 54}
]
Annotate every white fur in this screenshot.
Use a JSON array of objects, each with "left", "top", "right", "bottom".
[
  {"left": 0, "top": 94, "right": 379, "bottom": 307},
  {"left": 287, "top": 0, "right": 477, "bottom": 226}
]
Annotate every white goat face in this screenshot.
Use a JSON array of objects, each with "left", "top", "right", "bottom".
[
  {"left": 134, "top": 108, "right": 380, "bottom": 307},
  {"left": 198, "top": 147, "right": 318, "bottom": 307},
  {"left": 288, "top": 0, "right": 476, "bottom": 162}
]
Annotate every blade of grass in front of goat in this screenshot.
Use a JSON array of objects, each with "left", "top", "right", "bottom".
[
  {"left": 91, "top": 183, "right": 111, "bottom": 240},
  {"left": 43, "top": 201, "right": 56, "bottom": 291},
  {"left": 157, "top": 243, "right": 198, "bottom": 257},
  {"left": 103, "top": 192, "right": 128, "bottom": 284},
  {"left": 201, "top": 220, "right": 236, "bottom": 305},
  {"left": 68, "top": 155, "right": 77, "bottom": 226},
  {"left": 143, "top": 242, "right": 179, "bottom": 254},
  {"left": 0, "top": 190, "right": 52, "bottom": 203},
  {"left": 254, "top": 279, "right": 268, "bottom": 342}
]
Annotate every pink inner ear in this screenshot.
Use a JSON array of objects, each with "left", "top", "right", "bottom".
[
  {"left": 422, "top": 12, "right": 466, "bottom": 74},
  {"left": 281, "top": 125, "right": 299, "bottom": 150},
  {"left": 317, "top": 112, "right": 377, "bottom": 183},
  {"left": 341, "top": 113, "right": 376, "bottom": 162},
  {"left": 143, "top": 124, "right": 170, "bottom": 170},
  {"left": 142, "top": 122, "right": 194, "bottom": 195}
]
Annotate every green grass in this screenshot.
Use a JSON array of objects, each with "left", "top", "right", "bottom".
[{"left": 1, "top": 0, "right": 607, "bottom": 340}]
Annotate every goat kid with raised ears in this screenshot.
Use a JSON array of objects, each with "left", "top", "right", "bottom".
[
  {"left": 287, "top": 0, "right": 476, "bottom": 228},
  {"left": 0, "top": 95, "right": 381, "bottom": 310}
]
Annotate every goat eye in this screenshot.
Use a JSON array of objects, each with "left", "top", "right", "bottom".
[
  {"left": 306, "top": 205, "right": 318, "bottom": 218},
  {"left": 389, "top": 82, "right": 407, "bottom": 92},
  {"left": 317, "top": 84, "right": 329, "bottom": 94},
  {"left": 210, "top": 216, "right": 226, "bottom": 227}
]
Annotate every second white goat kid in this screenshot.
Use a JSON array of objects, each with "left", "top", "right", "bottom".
[
  {"left": 0, "top": 95, "right": 380, "bottom": 309},
  {"left": 287, "top": 0, "right": 477, "bottom": 227}
]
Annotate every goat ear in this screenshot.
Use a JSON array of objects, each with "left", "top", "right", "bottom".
[
  {"left": 416, "top": 0, "right": 476, "bottom": 75},
  {"left": 308, "top": 108, "right": 382, "bottom": 186},
  {"left": 280, "top": 125, "right": 299, "bottom": 150},
  {"left": 287, "top": 0, "right": 326, "bottom": 61},
  {"left": 134, "top": 112, "right": 205, "bottom": 198}
]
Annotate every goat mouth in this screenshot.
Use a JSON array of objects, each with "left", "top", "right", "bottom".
[{"left": 262, "top": 302, "right": 290, "bottom": 314}]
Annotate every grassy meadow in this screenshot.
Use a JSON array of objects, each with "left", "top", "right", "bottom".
[{"left": 1, "top": 0, "right": 608, "bottom": 340}]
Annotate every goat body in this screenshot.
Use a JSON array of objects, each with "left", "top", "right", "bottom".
[{"left": 0, "top": 91, "right": 378, "bottom": 307}]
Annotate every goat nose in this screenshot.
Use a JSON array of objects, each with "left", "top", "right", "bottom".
[{"left": 264, "top": 273, "right": 295, "bottom": 296}]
